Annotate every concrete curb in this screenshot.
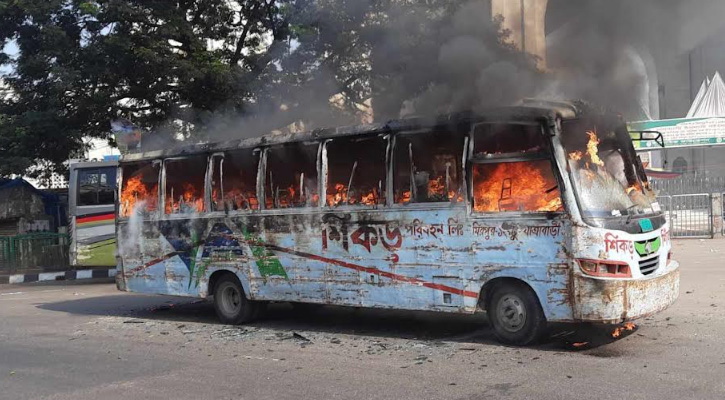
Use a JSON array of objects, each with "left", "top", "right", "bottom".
[{"left": 0, "top": 269, "right": 117, "bottom": 285}]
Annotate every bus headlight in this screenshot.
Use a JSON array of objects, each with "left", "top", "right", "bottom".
[{"left": 578, "top": 259, "right": 632, "bottom": 278}]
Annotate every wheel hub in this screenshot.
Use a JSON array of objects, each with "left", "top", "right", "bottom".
[
  {"left": 497, "top": 294, "right": 526, "bottom": 333},
  {"left": 220, "top": 285, "right": 242, "bottom": 315}
]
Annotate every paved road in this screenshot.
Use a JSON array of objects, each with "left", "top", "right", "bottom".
[{"left": 1, "top": 239, "right": 724, "bottom": 400}]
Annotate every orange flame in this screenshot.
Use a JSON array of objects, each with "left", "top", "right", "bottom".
[
  {"left": 327, "top": 183, "right": 379, "bottom": 206},
  {"left": 626, "top": 182, "right": 643, "bottom": 196},
  {"left": 473, "top": 161, "right": 563, "bottom": 213},
  {"left": 166, "top": 183, "right": 204, "bottom": 214},
  {"left": 428, "top": 176, "right": 446, "bottom": 198},
  {"left": 427, "top": 176, "right": 462, "bottom": 202},
  {"left": 568, "top": 151, "right": 583, "bottom": 161},
  {"left": 586, "top": 130, "right": 605, "bottom": 167},
  {"left": 611, "top": 322, "right": 637, "bottom": 338},
  {"left": 217, "top": 188, "right": 259, "bottom": 211},
  {"left": 361, "top": 192, "right": 377, "bottom": 205},
  {"left": 120, "top": 176, "right": 158, "bottom": 217},
  {"left": 327, "top": 183, "right": 348, "bottom": 206}
]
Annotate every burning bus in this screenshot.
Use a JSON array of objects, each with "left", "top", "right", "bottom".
[{"left": 115, "top": 101, "right": 679, "bottom": 345}]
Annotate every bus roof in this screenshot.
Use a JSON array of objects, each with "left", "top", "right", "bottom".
[
  {"left": 121, "top": 101, "right": 578, "bottom": 164},
  {"left": 69, "top": 160, "right": 119, "bottom": 170}
]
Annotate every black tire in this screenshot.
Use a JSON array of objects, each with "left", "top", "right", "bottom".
[
  {"left": 213, "top": 274, "right": 258, "bottom": 325},
  {"left": 487, "top": 281, "right": 547, "bottom": 346}
]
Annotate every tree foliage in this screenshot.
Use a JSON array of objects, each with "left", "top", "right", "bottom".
[{"left": 0, "top": 0, "right": 539, "bottom": 181}]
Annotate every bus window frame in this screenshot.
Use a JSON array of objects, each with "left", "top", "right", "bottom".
[
  {"left": 389, "top": 128, "right": 469, "bottom": 210},
  {"left": 467, "top": 121, "right": 567, "bottom": 219},
  {"left": 195, "top": 148, "right": 266, "bottom": 217},
  {"left": 161, "top": 155, "right": 211, "bottom": 219},
  {"left": 254, "top": 140, "right": 324, "bottom": 214},
  {"left": 75, "top": 166, "right": 118, "bottom": 208},
  {"left": 207, "top": 152, "right": 224, "bottom": 213},
  {"left": 117, "top": 159, "right": 162, "bottom": 221},
  {"left": 258, "top": 141, "right": 323, "bottom": 213},
  {"left": 321, "top": 134, "right": 391, "bottom": 210}
]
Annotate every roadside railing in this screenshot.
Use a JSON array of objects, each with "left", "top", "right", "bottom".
[
  {"left": 0, "top": 233, "right": 69, "bottom": 273},
  {"left": 651, "top": 176, "right": 725, "bottom": 196},
  {"left": 657, "top": 194, "right": 714, "bottom": 239}
]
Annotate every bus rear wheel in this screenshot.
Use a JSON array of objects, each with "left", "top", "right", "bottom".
[
  {"left": 213, "top": 275, "right": 258, "bottom": 325},
  {"left": 488, "top": 282, "right": 547, "bottom": 346}
]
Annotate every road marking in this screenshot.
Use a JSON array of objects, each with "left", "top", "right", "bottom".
[
  {"left": 0, "top": 288, "right": 64, "bottom": 296},
  {"left": 243, "top": 355, "right": 283, "bottom": 362}
]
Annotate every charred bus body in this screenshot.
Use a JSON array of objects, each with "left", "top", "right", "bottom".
[{"left": 115, "top": 102, "right": 679, "bottom": 345}]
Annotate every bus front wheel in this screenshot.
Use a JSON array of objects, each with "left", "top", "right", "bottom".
[
  {"left": 488, "top": 282, "right": 547, "bottom": 346},
  {"left": 213, "top": 275, "right": 258, "bottom": 325}
]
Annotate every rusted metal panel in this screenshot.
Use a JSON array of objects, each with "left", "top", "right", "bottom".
[
  {"left": 572, "top": 262, "right": 680, "bottom": 323},
  {"left": 568, "top": 223, "right": 680, "bottom": 323}
]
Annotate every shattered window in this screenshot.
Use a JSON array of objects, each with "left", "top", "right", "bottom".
[
  {"left": 265, "top": 143, "right": 319, "bottom": 209},
  {"left": 472, "top": 161, "right": 563, "bottom": 213},
  {"left": 326, "top": 136, "right": 387, "bottom": 207},
  {"left": 211, "top": 149, "right": 260, "bottom": 212},
  {"left": 120, "top": 162, "right": 160, "bottom": 217},
  {"left": 394, "top": 129, "right": 465, "bottom": 204},
  {"left": 474, "top": 123, "right": 546, "bottom": 156},
  {"left": 164, "top": 156, "right": 207, "bottom": 215},
  {"left": 562, "top": 119, "right": 657, "bottom": 217}
]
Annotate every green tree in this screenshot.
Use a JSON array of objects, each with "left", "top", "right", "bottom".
[
  {"left": 0, "top": 0, "right": 540, "bottom": 181},
  {"left": 0, "top": 0, "right": 313, "bottom": 180}
]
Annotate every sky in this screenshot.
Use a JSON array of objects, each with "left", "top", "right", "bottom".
[{"left": 1, "top": 41, "right": 18, "bottom": 75}]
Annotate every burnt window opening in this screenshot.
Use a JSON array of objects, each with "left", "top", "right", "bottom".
[
  {"left": 393, "top": 129, "right": 466, "bottom": 204},
  {"left": 78, "top": 167, "right": 117, "bottom": 207},
  {"left": 265, "top": 143, "right": 319, "bottom": 209},
  {"left": 473, "top": 123, "right": 546, "bottom": 157},
  {"left": 472, "top": 160, "right": 563, "bottom": 213},
  {"left": 211, "top": 149, "right": 260, "bottom": 212},
  {"left": 326, "top": 136, "right": 387, "bottom": 207},
  {"left": 120, "top": 162, "right": 160, "bottom": 217},
  {"left": 561, "top": 119, "right": 658, "bottom": 216},
  {"left": 164, "top": 156, "right": 207, "bottom": 215},
  {"left": 561, "top": 119, "right": 641, "bottom": 190}
]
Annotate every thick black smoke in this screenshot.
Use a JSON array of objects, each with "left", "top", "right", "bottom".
[{"left": 143, "top": 0, "right": 725, "bottom": 150}]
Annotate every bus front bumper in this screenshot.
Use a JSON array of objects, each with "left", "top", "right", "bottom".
[{"left": 571, "top": 260, "right": 680, "bottom": 324}]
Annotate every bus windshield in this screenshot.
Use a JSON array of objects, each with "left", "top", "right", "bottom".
[{"left": 561, "top": 119, "right": 658, "bottom": 218}]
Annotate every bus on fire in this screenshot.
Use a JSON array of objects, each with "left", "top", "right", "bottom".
[{"left": 115, "top": 101, "right": 679, "bottom": 345}]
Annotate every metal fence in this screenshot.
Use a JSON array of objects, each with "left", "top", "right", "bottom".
[
  {"left": 651, "top": 176, "right": 725, "bottom": 196},
  {"left": 657, "top": 194, "right": 714, "bottom": 239},
  {"left": 0, "top": 233, "right": 69, "bottom": 273}
]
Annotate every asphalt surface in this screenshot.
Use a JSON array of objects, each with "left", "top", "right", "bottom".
[{"left": 1, "top": 239, "right": 724, "bottom": 400}]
